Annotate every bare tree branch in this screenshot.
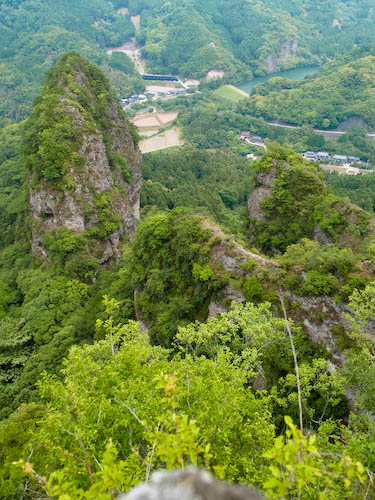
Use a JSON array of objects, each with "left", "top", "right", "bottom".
[{"left": 279, "top": 290, "right": 304, "bottom": 434}]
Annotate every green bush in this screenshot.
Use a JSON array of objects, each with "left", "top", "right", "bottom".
[
  {"left": 242, "top": 276, "right": 265, "bottom": 302},
  {"left": 301, "top": 270, "right": 339, "bottom": 296}
]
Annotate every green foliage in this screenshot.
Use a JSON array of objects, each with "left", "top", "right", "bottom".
[
  {"left": 40, "top": 440, "right": 134, "bottom": 500},
  {"left": 0, "top": 403, "right": 45, "bottom": 498},
  {"left": 133, "top": 0, "right": 375, "bottom": 85},
  {"left": 24, "top": 94, "right": 83, "bottom": 186},
  {"left": 326, "top": 171, "right": 375, "bottom": 213},
  {"left": 0, "top": 0, "right": 141, "bottom": 123},
  {"left": 249, "top": 145, "right": 370, "bottom": 253},
  {"left": 281, "top": 239, "right": 355, "bottom": 277},
  {"left": 0, "top": 267, "right": 102, "bottom": 418},
  {"left": 130, "top": 209, "right": 225, "bottom": 346},
  {"left": 141, "top": 147, "right": 253, "bottom": 234},
  {"left": 175, "top": 301, "right": 288, "bottom": 375},
  {"left": 241, "top": 276, "right": 265, "bottom": 302},
  {"left": 263, "top": 416, "right": 367, "bottom": 499},
  {"left": 245, "top": 55, "right": 375, "bottom": 129},
  {"left": 279, "top": 238, "right": 362, "bottom": 297},
  {"left": 8, "top": 311, "right": 274, "bottom": 497},
  {"left": 0, "top": 123, "right": 28, "bottom": 249},
  {"left": 22, "top": 52, "right": 137, "bottom": 263},
  {"left": 4, "top": 301, "right": 372, "bottom": 499},
  {"left": 108, "top": 151, "right": 133, "bottom": 182},
  {"left": 23, "top": 53, "right": 114, "bottom": 188},
  {"left": 43, "top": 228, "right": 84, "bottom": 262},
  {"left": 301, "top": 270, "right": 339, "bottom": 296},
  {"left": 274, "top": 358, "right": 347, "bottom": 429}
]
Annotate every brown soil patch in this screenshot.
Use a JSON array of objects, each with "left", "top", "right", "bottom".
[{"left": 131, "top": 14, "right": 141, "bottom": 31}]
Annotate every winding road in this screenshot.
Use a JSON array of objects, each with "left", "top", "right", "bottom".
[{"left": 267, "top": 121, "right": 375, "bottom": 140}]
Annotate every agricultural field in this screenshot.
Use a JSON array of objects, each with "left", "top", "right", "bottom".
[{"left": 214, "top": 85, "right": 248, "bottom": 102}]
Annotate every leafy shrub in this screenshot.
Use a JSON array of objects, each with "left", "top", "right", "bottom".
[
  {"left": 301, "top": 270, "right": 339, "bottom": 296},
  {"left": 242, "top": 276, "right": 265, "bottom": 302}
]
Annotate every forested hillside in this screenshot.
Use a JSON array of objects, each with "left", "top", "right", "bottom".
[
  {"left": 1, "top": 55, "right": 375, "bottom": 499},
  {"left": 3, "top": 1, "right": 375, "bottom": 498},
  {"left": 243, "top": 53, "right": 375, "bottom": 129},
  {"left": 5, "top": 0, "right": 375, "bottom": 123},
  {"left": 326, "top": 171, "right": 375, "bottom": 213},
  {"left": 134, "top": 0, "right": 375, "bottom": 77},
  {"left": 141, "top": 147, "right": 252, "bottom": 232},
  {"left": 0, "top": 0, "right": 144, "bottom": 123}
]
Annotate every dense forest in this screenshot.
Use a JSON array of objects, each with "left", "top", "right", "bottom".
[
  {"left": 243, "top": 53, "right": 375, "bottom": 129},
  {"left": 0, "top": 0, "right": 144, "bottom": 124},
  {"left": 3, "top": 1, "right": 375, "bottom": 499},
  {"left": 1, "top": 54, "right": 375, "bottom": 498},
  {"left": 132, "top": 0, "right": 375, "bottom": 78},
  {"left": 5, "top": 0, "right": 375, "bottom": 124},
  {"left": 160, "top": 90, "right": 375, "bottom": 163},
  {"left": 325, "top": 171, "right": 375, "bottom": 213},
  {"left": 141, "top": 147, "right": 252, "bottom": 232}
]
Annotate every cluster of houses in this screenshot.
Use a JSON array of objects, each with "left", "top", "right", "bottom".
[
  {"left": 121, "top": 86, "right": 188, "bottom": 108},
  {"left": 239, "top": 131, "right": 265, "bottom": 147},
  {"left": 164, "top": 88, "right": 187, "bottom": 96},
  {"left": 302, "top": 151, "right": 361, "bottom": 164},
  {"left": 145, "top": 88, "right": 187, "bottom": 97},
  {"left": 121, "top": 94, "right": 147, "bottom": 108}
]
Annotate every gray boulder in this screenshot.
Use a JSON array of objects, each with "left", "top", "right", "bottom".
[{"left": 119, "top": 468, "right": 263, "bottom": 500}]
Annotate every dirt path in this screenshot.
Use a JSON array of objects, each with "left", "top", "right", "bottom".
[{"left": 131, "top": 15, "right": 141, "bottom": 31}]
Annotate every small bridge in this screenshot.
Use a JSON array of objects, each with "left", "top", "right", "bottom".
[{"left": 143, "top": 74, "right": 179, "bottom": 82}]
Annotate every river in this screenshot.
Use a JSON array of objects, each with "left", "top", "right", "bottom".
[{"left": 237, "top": 66, "right": 320, "bottom": 95}]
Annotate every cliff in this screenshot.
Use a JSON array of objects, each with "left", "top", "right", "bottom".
[
  {"left": 264, "top": 39, "right": 300, "bottom": 73},
  {"left": 24, "top": 52, "right": 141, "bottom": 264},
  {"left": 247, "top": 146, "right": 373, "bottom": 253}
]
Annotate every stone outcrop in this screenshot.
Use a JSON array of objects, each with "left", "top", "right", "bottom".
[
  {"left": 201, "top": 219, "right": 370, "bottom": 366},
  {"left": 202, "top": 221, "right": 279, "bottom": 318},
  {"left": 264, "top": 39, "right": 299, "bottom": 73},
  {"left": 119, "top": 468, "right": 263, "bottom": 500},
  {"left": 248, "top": 169, "right": 276, "bottom": 222},
  {"left": 27, "top": 53, "right": 141, "bottom": 262}
]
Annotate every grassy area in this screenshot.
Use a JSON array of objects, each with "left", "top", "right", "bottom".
[{"left": 213, "top": 84, "right": 248, "bottom": 102}]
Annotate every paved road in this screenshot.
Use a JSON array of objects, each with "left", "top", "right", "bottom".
[{"left": 268, "top": 121, "right": 375, "bottom": 139}]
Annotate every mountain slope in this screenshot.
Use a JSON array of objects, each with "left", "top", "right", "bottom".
[
  {"left": 25, "top": 52, "right": 142, "bottom": 264},
  {"left": 242, "top": 54, "right": 375, "bottom": 129},
  {"left": 135, "top": 0, "right": 375, "bottom": 77},
  {"left": 0, "top": 0, "right": 144, "bottom": 123},
  {"left": 0, "top": 54, "right": 141, "bottom": 415},
  {"left": 4, "top": 1, "right": 375, "bottom": 122}
]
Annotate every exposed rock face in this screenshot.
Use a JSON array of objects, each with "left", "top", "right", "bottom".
[
  {"left": 336, "top": 115, "right": 369, "bottom": 131},
  {"left": 284, "top": 291, "right": 352, "bottom": 365},
  {"left": 201, "top": 220, "right": 365, "bottom": 366},
  {"left": 203, "top": 221, "right": 279, "bottom": 319},
  {"left": 119, "top": 468, "right": 263, "bottom": 500},
  {"left": 26, "top": 53, "right": 141, "bottom": 262},
  {"left": 248, "top": 187, "right": 271, "bottom": 222},
  {"left": 264, "top": 39, "right": 299, "bottom": 73},
  {"left": 248, "top": 169, "right": 276, "bottom": 222},
  {"left": 312, "top": 225, "right": 332, "bottom": 245}
]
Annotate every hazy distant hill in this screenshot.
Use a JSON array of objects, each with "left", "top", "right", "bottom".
[
  {"left": 0, "top": 0, "right": 144, "bottom": 123},
  {"left": 242, "top": 53, "right": 375, "bottom": 129},
  {"left": 134, "top": 0, "right": 375, "bottom": 77},
  {"left": 3, "top": 0, "right": 375, "bottom": 122}
]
